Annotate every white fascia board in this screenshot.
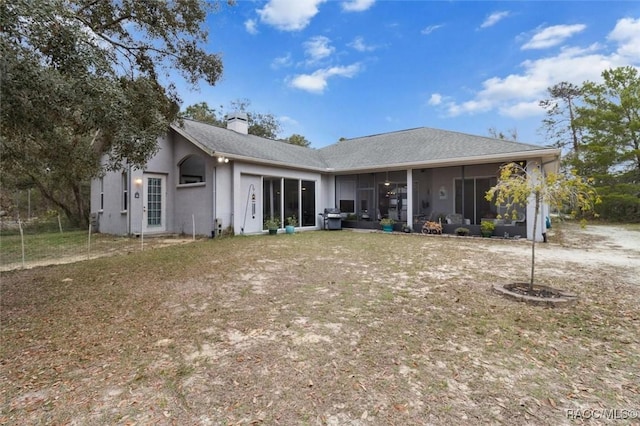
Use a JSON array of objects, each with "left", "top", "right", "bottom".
[
  {"left": 170, "top": 125, "right": 215, "bottom": 157},
  {"left": 330, "top": 148, "right": 561, "bottom": 173},
  {"left": 213, "top": 151, "right": 330, "bottom": 173}
]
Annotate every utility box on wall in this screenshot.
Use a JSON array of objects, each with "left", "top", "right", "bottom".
[{"left": 215, "top": 218, "right": 223, "bottom": 237}]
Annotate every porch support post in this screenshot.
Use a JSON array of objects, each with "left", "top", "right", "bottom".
[
  {"left": 406, "top": 169, "right": 413, "bottom": 226},
  {"left": 526, "top": 160, "right": 546, "bottom": 241},
  {"left": 461, "top": 165, "right": 465, "bottom": 221}
]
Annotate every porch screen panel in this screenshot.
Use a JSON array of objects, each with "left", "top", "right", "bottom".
[
  {"left": 301, "top": 180, "right": 315, "bottom": 226},
  {"left": 147, "top": 177, "right": 162, "bottom": 226},
  {"left": 455, "top": 179, "right": 475, "bottom": 223},
  {"left": 455, "top": 177, "right": 498, "bottom": 224},
  {"left": 284, "top": 179, "right": 299, "bottom": 224},
  {"left": 476, "top": 178, "right": 497, "bottom": 219}
]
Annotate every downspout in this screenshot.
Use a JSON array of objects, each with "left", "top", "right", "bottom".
[
  {"left": 127, "top": 164, "right": 132, "bottom": 235},
  {"left": 230, "top": 162, "right": 234, "bottom": 233},
  {"left": 212, "top": 166, "right": 217, "bottom": 238}
]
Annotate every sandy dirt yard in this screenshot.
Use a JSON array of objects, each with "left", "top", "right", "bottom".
[
  {"left": 1, "top": 222, "right": 638, "bottom": 426},
  {"left": 487, "top": 223, "right": 639, "bottom": 282}
]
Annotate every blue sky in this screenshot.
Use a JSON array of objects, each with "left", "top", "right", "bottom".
[{"left": 178, "top": 0, "right": 640, "bottom": 148}]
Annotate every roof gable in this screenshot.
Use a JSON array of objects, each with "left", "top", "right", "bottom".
[{"left": 171, "top": 119, "right": 329, "bottom": 170}]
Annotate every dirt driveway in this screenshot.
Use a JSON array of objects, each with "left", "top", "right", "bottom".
[{"left": 485, "top": 223, "right": 639, "bottom": 285}]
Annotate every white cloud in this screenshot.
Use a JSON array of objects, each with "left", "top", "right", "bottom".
[
  {"left": 289, "top": 63, "right": 362, "bottom": 93},
  {"left": 271, "top": 53, "right": 293, "bottom": 69},
  {"left": 522, "top": 24, "right": 586, "bottom": 50},
  {"left": 421, "top": 24, "right": 444, "bottom": 35},
  {"left": 499, "top": 101, "right": 544, "bottom": 119},
  {"left": 257, "top": 0, "right": 326, "bottom": 31},
  {"left": 303, "top": 36, "right": 334, "bottom": 63},
  {"left": 428, "top": 93, "right": 443, "bottom": 106},
  {"left": 480, "top": 11, "right": 510, "bottom": 29},
  {"left": 607, "top": 17, "right": 640, "bottom": 60},
  {"left": 244, "top": 19, "right": 258, "bottom": 35},
  {"left": 440, "top": 17, "right": 639, "bottom": 119},
  {"left": 349, "top": 36, "right": 376, "bottom": 52},
  {"left": 280, "top": 115, "right": 299, "bottom": 126},
  {"left": 341, "top": 0, "right": 375, "bottom": 12}
]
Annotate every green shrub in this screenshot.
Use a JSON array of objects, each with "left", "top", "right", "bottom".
[{"left": 594, "top": 184, "right": 640, "bottom": 222}]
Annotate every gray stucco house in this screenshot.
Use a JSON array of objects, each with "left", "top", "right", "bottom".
[{"left": 91, "top": 114, "right": 560, "bottom": 240}]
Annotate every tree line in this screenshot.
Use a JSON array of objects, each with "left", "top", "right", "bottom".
[
  {"left": 182, "top": 100, "right": 311, "bottom": 147},
  {"left": 539, "top": 66, "right": 639, "bottom": 222}
]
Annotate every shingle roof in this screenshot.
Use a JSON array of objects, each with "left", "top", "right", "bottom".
[
  {"left": 318, "top": 127, "right": 556, "bottom": 170},
  {"left": 171, "top": 119, "right": 329, "bottom": 170},
  {"left": 172, "top": 120, "right": 558, "bottom": 172}
]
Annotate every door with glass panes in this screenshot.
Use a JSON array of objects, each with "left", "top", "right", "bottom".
[{"left": 143, "top": 174, "right": 166, "bottom": 233}]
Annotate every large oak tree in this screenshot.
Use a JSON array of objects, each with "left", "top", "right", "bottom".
[{"left": 1, "top": 0, "right": 230, "bottom": 225}]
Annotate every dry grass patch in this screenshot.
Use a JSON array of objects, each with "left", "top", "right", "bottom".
[{"left": 1, "top": 224, "right": 639, "bottom": 425}]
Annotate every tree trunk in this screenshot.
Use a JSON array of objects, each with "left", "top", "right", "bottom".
[
  {"left": 529, "top": 192, "right": 540, "bottom": 291},
  {"left": 72, "top": 182, "right": 88, "bottom": 228}
]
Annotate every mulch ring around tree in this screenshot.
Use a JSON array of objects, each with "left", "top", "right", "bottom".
[{"left": 492, "top": 282, "right": 578, "bottom": 307}]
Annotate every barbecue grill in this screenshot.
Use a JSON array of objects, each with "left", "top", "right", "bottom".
[{"left": 320, "top": 207, "right": 342, "bottom": 230}]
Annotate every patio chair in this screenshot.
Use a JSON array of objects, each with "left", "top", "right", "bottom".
[{"left": 445, "top": 213, "right": 463, "bottom": 224}]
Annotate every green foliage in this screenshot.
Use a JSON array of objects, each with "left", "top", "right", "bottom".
[
  {"left": 380, "top": 218, "right": 395, "bottom": 226},
  {"left": 539, "top": 68, "right": 640, "bottom": 222},
  {"left": 575, "top": 66, "right": 640, "bottom": 180},
  {"left": 229, "top": 99, "right": 282, "bottom": 139},
  {"left": 264, "top": 217, "right": 280, "bottom": 229},
  {"left": 182, "top": 102, "right": 224, "bottom": 126},
  {"left": 454, "top": 227, "right": 470, "bottom": 236},
  {"left": 594, "top": 184, "right": 640, "bottom": 222},
  {"left": 181, "top": 98, "right": 288, "bottom": 140},
  {"left": 283, "top": 134, "right": 311, "bottom": 147},
  {"left": 286, "top": 215, "right": 298, "bottom": 226},
  {"left": 486, "top": 162, "right": 599, "bottom": 289},
  {"left": 480, "top": 221, "right": 496, "bottom": 233},
  {"left": 539, "top": 82, "right": 583, "bottom": 154},
  {"left": 1, "top": 0, "right": 229, "bottom": 226}
]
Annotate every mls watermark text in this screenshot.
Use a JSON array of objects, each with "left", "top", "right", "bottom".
[{"left": 566, "top": 408, "right": 638, "bottom": 420}]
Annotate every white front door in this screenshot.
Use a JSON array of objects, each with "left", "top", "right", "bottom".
[{"left": 143, "top": 174, "right": 166, "bottom": 233}]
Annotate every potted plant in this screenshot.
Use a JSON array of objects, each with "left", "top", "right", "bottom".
[
  {"left": 380, "top": 218, "right": 395, "bottom": 232},
  {"left": 264, "top": 217, "right": 280, "bottom": 235},
  {"left": 285, "top": 215, "right": 297, "bottom": 234},
  {"left": 480, "top": 220, "right": 495, "bottom": 238},
  {"left": 455, "top": 227, "right": 470, "bottom": 236}
]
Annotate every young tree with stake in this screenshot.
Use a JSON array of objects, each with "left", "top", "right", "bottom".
[{"left": 486, "top": 162, "right": 600, "bottom": 291}]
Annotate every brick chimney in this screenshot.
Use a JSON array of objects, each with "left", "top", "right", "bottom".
[{"left": 226, "top": 112, "right": 249, "bottom": 135}]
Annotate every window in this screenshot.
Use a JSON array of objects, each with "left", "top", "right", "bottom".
[
  {"left": 122, "top": 171, "right": 128, "bottom": 211},
  {"left": 339, "top": 199, "right": 354, "bottom": 212},
  {"left": 179, "top": 155, "right": 206, "bottom": 184},
  {"left": 263, "top": 177, "right": 317, "bottom": 228},
  {"left": 301, "top": 180, "right": 316, "bottom": 226},
  {"left": 263, "top": 177, "right": 281, "bottom": 229}
]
